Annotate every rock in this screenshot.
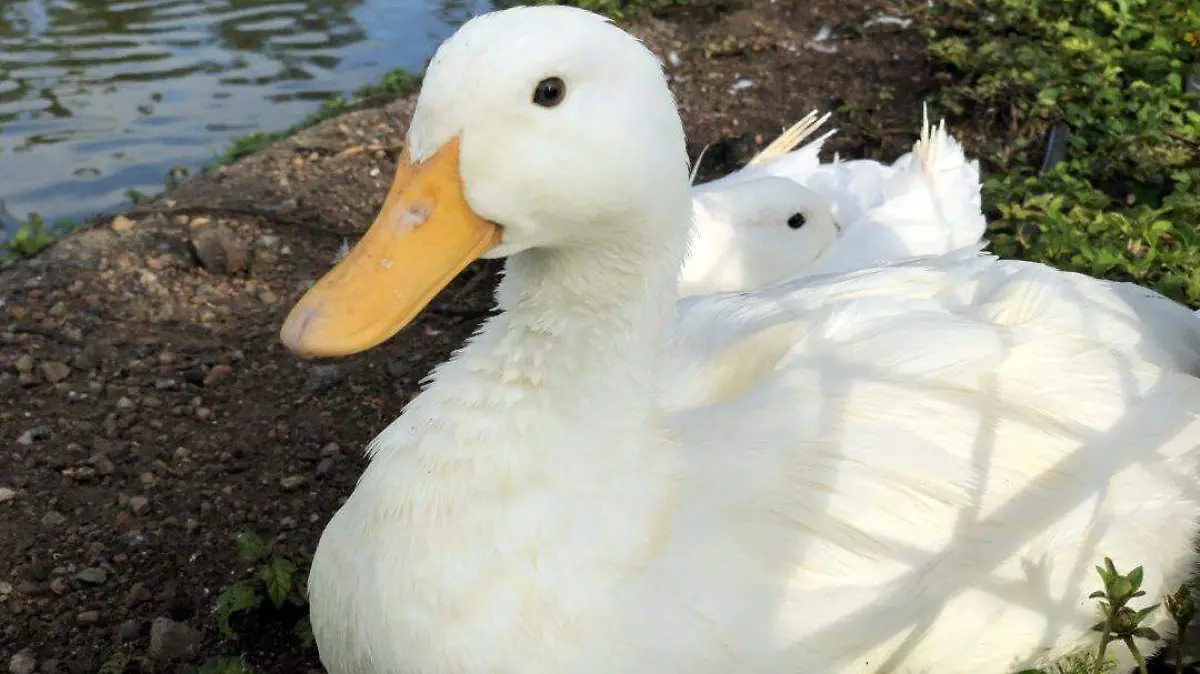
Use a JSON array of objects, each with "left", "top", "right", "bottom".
[
  {"left": 315, "top": 457, "right": 334, "bottom": 478},
  {"left": 49, "top": 577, "right": 69, "bottom": 595},
  {"left": 116, "top": 396, "right": 135, "bottom": 411},
  {"left": 75, "top": 567, "right": 107, "bottom": 585},
  {"left": 16, "top": 426, "right": 50, "bottom": 445},
  {"left": 14, "top": 354, "right": 34, "bottom": 374},
  {"left": 128, "top": 496, "right": 149, "bottom": 514},
  {"left": 110, "top": 215, "right": 134, "bottom": 232},
  {"left": 203, "top": 364, "right": 233, "bottom": 387},
  {"left": 189, "top": 225, "right": 247, "bottom": 275},
  {"left": 280, "top": 475, "right": 307, "bottom": 491},
  {"left": 76, "top": 610, "right": 100, "bottom": 624},
  {"left": 148, "top": 617, "right": 201, "bottom": 661},
  {"left": 8, "top": 650, "right": 35, "bottom": 674},
  {"left": 0, "top": 486, "right": 18, "bottom": 503},
  {"left": 39, "top": 361, "right": 71, "bottom": 383},
  {"left": 117, "top": 619, "right": 143, "bottom": 642},
  {"left": 87, "top": 453, "right": 115, "bottom": 476},
  {"left": 125, "top": 583, "right": 152, "bottom": 606},
  {"left": 40, "top": 511, "right": 66, "bottom": 529},
  {"left": 305, "top": 364, "right": 343, "bottom": 393}
]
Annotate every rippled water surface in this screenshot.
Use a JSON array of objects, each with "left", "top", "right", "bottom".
[{"left": 0, "top": 0, "right": 490, "bottom": 235}]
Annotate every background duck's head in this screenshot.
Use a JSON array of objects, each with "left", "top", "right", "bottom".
[{"left": 281, "top": 6, "right": 693, "bottom": 358}]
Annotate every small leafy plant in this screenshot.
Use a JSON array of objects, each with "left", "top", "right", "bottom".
[
  {"left": 1, "top": 212, "right": 64, "bottom": 259},
  {"left": 213, "top": 529, "right": 309, "bottom": 639},
  {"left": 1089, "top": 558, "right": 1161, "bottom": 674}
]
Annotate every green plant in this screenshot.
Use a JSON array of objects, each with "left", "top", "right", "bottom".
[
  {"left": 98, "top": 652, "right": 132, "bottom": 674},
  {"left": 1165, "top": 584, "right": 1199, "bottom": 674},
  {"left": 213, "top": 530, "right": 308, "bottom": 639},
  {"left": 189, "top": 656, "right": 256, "bottom": 674},
  {"left": 1089, "top": 557, "right": 1161, "bottom": 674},
  {"left": 1, "top": 212, "right": 68, "bottom": 259},
  {"left": 920, "top": 0, "right": 1200, "bottom": 307}
]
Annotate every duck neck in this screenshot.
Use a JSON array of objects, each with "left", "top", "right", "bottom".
[{"left": 380, "top": 197, "right": 691, "bottom": 469}]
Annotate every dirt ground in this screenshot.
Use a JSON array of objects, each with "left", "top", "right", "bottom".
[{"left": 0, "top": 0, "right": 1030, "bottom": 671}]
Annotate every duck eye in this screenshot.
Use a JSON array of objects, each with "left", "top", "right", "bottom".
[
  {"left": 532, "top": 77, "right": 566, "bottom": 107},
  {"left": 787, "top": 213, "right": 807, "bottom": 229}
]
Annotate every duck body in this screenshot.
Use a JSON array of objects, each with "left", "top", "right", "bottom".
[
  {"left": 311, "top": 248, "right": 1200, "bottom": 674},
  {"left": 285, "top": 7, "right": 1200, "bottom": 674}
]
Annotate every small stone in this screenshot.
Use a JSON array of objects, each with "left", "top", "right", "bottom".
[
  {"left": 315, "top": 457, "right": 333, "bottom": 478},
  {"left": 0, "top": 486, "right": 18, "bottom": 503},
  {"left": 14, "top": 354, "right": 34, "bottom": 373},
  {"left": 40, "top": 511, "right": 66, "bottom": 529},
  {"left": 110, "top": 215, "right": 134, "bottom": 232},
  {"left": 148, "top": 617, "right": 201, "bottom": 661},
  {"left": 75, "top": 567, "right": 107, "bottom": 585},
  {"left": 0, "top": 581, "right": 11, "bottom": 595},
  {"left": 39, "top": 361, "right": 70, "bottom": 383},
  {"left": 76, "top": 610, "right": 100, "bottom": 624},
  {"left": 305, "top": 364, "right": 343, "bottom": 393},
  {"left": 321, "top": 442, "right": 341, "bottom": 457},
  {"left": 189, "top": 225, "right": 247, "bottom": 275},
  {"left": 280, "top": 475, "right": 307, "bottom": 491},
  {"left": 194, "top": 407, "right": 212, "bottom": 420},
  {"left": 125, "top": 583, "right": 152, "bottom": 606},
  {"left": 87, "top": 454, "right": 115, "bottom": 476},
  {"left": 117, "top": 619, "right": 143, "bottom": 642},
  {"left": 49, "top": 577, "right": 69, "bottom": 595},
  {"left": 17, "top": 426, "right": 50, "bottom": 445},
  {"left": 128, "top": 496, "right": 149, "bottom": 514},
  {"left": 203, "top": 364, "right": 233, "bottom": 387},
  {"left": 116, "top": 397, "right": 135, "bottom": 410},
  {"left": 8, "top": 650, "right": 36, "bottom": 674}
]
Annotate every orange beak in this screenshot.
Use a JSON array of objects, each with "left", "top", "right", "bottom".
[{"left": 280, "top": 138, "right": 501, "bottom": 358}]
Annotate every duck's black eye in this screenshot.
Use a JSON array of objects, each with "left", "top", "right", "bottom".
[
  {"left": 787, "top": 213, "right": 807, "bottom": 229},
  {"left": 532, "top": 77, "right": 566, "bottom": 108}
]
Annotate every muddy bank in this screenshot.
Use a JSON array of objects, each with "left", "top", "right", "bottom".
[{"left": 0, "top": 1, "right": 934, "bottom": 672}]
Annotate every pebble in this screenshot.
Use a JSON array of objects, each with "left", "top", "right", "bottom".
[
  {"left": 16, "top": 426, "right": 50, "bottom": 445},
  {"left": 14, "top": 354, "right": 34, "bottom": 374},
  {"left": 117, "top": 619, "right": 143, "bottom": 642},
  {"left": 189, "top": 225, "right": 248, "bottom": 275},
  {"left": 315, "top": 457, "right": 334, "bottom": 478},
  {"left": 76, "top": 610, "right": 100, "bottom": 624},
  {"left": 203, "top": 364, "right": 233, "bottom": 387},
  {"left": 116, "top": 396, "right": 135, "bottom": 410},
  {"left": 75, "top": 567, "right": 107, "bottom": 586},
  {"left": 148, "top": 617, "right": 201, "bottom": 661},
  {"left": 49, "top": 578, "right": 69, "bottom": 595},
  {"left": 39, "top": 361, "right": 71, "bottom": 383},
  {"left": 280, "top": 475, "right": 308, "bottom": 491},
  {"left": 8, "top": 650, "right": 35, "bottom": 674},
  {"left": 40, "top": 511, "right": 66, "bottom": 529},
  {"left": 0, "top": 486, "right": 18, "bottom": 504},
  {"left": 305, "top": 364, "right": 344, "bottom": 393},
  {"left": 110, "top": 215, "right": 134, "bottom": 232},
  {"left": 128, "top": 496, "right": 150, "bottom": 514}
]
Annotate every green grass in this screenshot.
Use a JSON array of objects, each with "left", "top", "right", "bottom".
[{"left": 919, "top": 0, "right": 1200, "bottom": 307}]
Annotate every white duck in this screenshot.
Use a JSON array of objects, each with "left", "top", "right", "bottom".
[
  {"left": 281, "top": 7, "right": 1200, "bottom": 674},
  {"left": 682, "top": 109, "right": 988, "bottom": 295},
  {"left": 682, "top": 111, "right": 841, "bottom": 295}
]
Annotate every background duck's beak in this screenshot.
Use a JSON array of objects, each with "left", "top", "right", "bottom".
[{"left": 280, "top": 138, "right": 500, "bottom": 358}]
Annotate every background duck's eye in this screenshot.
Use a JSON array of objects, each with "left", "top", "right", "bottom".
[
  {"left": 787, "top": 213, "right": 807, "bottom": 229},
  {"left": 532, "top": 77, "right": 566, "bottom": 107}
]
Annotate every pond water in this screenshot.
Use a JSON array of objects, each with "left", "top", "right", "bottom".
[{"left": 0, "top": 0, "right": 492, "bottom": 237}]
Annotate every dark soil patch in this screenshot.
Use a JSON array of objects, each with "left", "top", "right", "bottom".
[{"left": 0, "top": 0, "right": 936, "bottom": 671}]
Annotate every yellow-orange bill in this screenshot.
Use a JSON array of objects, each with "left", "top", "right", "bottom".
[{"left": 280, "top": 138, "right": 500, "bottom": 358}]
